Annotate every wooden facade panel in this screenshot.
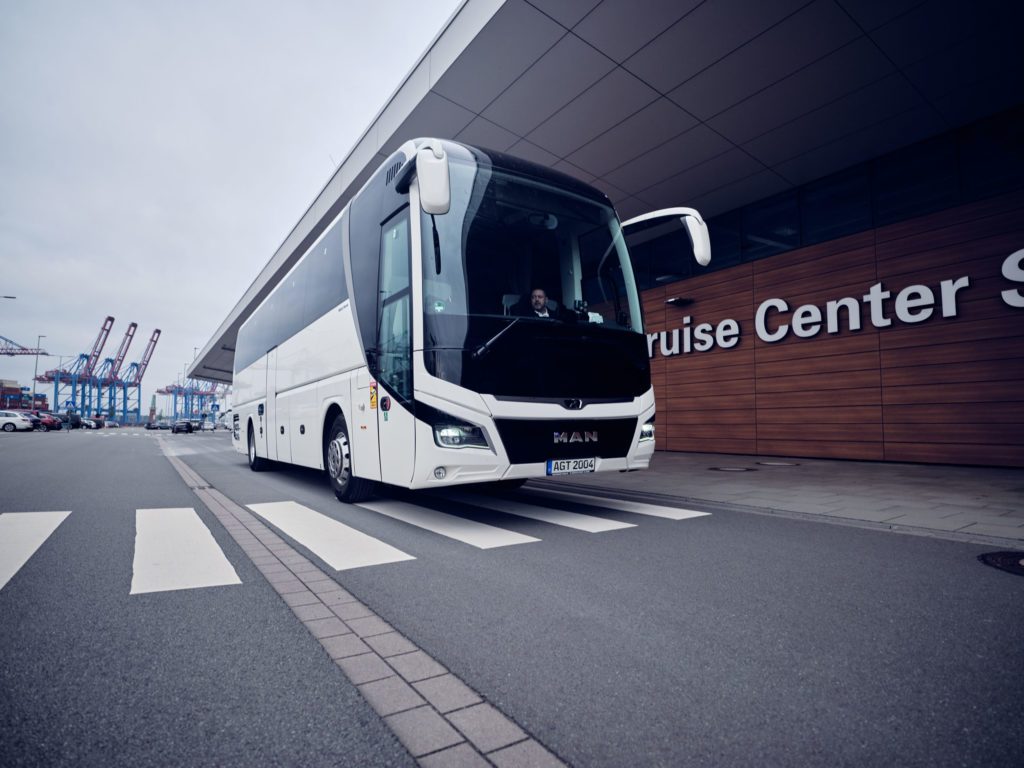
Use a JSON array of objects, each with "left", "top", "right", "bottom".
[
  {"left": 880, "top": 357, "right": 1024, "bottom": 387},
  {"left": 874, "top": 190, "right": 1024, "bottom": 250},
  {"left": 666, "top": 408, "right": 756, "bottom": 425},
  {"left": 666, "top": 423, "right": 756, "bottom": 440},
  {"left": 756, "top": 350, "right": 881, "bottom": 379},
  {"left": 643, "top": 190, "right": 1024, "bottom": 466},
  {"left": 754, "top": 231, "right": 875, "bottom": 274},
  {"left": 880, "top": 337, "right": 1021, "bottom": 369},
  {"left": 757, "top": 406, "right": 881, "bottom": 424},
  {"left": 666, "top": 394, "right": 756, "bottom": 410},
  {"left": 882, "top": 380, "right": 1021, "bottom": 405},
  {"left": 667, "top": 294, "right": 755, "bottom": 318},
  {"left": 879, "top": 316, "right": 1022, "bottom": 350},
  {"left": 663, "top": 361, "right": 755, "bottom": 385},
  {"left": 753, "top": 261, "right": 878, "bottom": 302},
  {"left": 753, "top": 246, "right": 875, "bottom": 293},
  {"left": 883, "top": 402, "right": 1024, "bottom": 424},
  {"left": 677, "top": 263, "right": 754, "bottom": 293},
  {"left": 664, "top": 378, "right": 755, "bottom": 399},
  {"left": 756, "top": 388, "right": 882, "bottom": 408},
  {"left": 758, "top": 421, "right": 883, "bottom": 442},
  {"left": 756, "top": 368, "right": 881, "bottom": 394},
  {"left": 884, "top": 442, "right": 1024, "bottom": 468},
  {"left": 875, "top": 232, "right": 1023, "bottom": 279},
  {"left": 755, "top": 440, "right": 884, "bottom": 461},
  {"left": 753, "top": 332, "right": 880, "bottom": 364},
  {"left": 884, "top": 422, "right": 1024, "bottom": 446},
  {"left": 663, "top": 344, "right": 755, "bottom": 373},
  {"left": 667, "top": 437, "right": 757, "bottom": 454}
]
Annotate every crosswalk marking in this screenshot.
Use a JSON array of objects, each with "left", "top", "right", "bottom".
[
  {"left": 0, "top": 511, "right": 71, "bottom": 591},
  {"left": 357, "top": 499, "right": 540, "bottom": 549},
  {"left": 131, "top": 508, "right": 242, "bottom": 594},
  {"left": 247, "top": 501, "right": 415, "bottom": 570},
  {"left": 443, "top": 491, "right": 636, "bottom": 533},
  {"left": 522, "top": 488, "right": 712, "bottom": 521}
]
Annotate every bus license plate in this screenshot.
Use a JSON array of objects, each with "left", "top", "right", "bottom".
[{"left": 546, "top": 458, "right": 596, "bottom": 476}]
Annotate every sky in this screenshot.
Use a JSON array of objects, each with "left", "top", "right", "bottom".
[{"left": 0, "top": 0, "right": 463, "bottom": 418}]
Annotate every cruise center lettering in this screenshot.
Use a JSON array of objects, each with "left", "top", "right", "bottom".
[{"left": 648, "top": 249, "right": 1024, "bottom": 358}]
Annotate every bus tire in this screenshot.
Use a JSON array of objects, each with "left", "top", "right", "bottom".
[
  {"left": 325, "top": 415, "right": 374, "bottom": 503},
  {"left": 247, "top": 424, "right": 267, "bottom": 472}
]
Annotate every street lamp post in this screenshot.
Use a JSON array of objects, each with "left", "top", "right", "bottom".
[{"left": 32, "top": 334, "right": 46, "bottom": 411}]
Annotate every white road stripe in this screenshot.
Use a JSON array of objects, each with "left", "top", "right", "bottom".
[
  {"left": 357, "top": 500, "right": 540, "bottom": 549},
  {"left": 131, "top": 508, "right": 242, "bottom": 594},
  {"left": 0, "top": 511, "right": 71, "bottom": 591},
  {"left": 247, "top": 501, "right": 414, "bottom": 570},
  {"left": 522, "top": 488, "right": 711, "bottom": 521},
  {"left": 443, "top": 491, "right": 635, "bottom": 533}
]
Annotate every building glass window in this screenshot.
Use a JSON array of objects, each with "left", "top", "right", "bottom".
[
  {"left": 872, "top": 134, "right": 959, "bottom": 226},
  {"left": 741, "top": 190, "right": 799, "bottom": 260},
  {"left": 959, "top": 105, "right": 1024, "bottom": 201},
  {"left": 800, "top": 166, "right": 871, "bottom": 246},
  {"left": 633, "top": 105, "right": 1021, "bottom": 285}
]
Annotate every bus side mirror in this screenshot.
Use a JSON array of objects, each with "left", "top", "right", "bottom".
[
  {"left": 622, "top": 207, "right": 711, "bottom": 267},
  {"left": 417, "top": 144, "right": 450, "bottom": 215}
]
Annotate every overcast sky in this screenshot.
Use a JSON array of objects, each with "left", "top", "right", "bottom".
[{"left": 0, "top": 0, "right": 462, "bottom": 418}]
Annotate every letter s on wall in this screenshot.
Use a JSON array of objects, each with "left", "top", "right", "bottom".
[{"left": 1001, "top": 249, "right": 1024, "bottom": 308}]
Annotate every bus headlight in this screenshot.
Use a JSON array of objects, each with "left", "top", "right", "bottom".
[
  {"left": 639, "top": 416, "right": 655, "bottom": 442},
  {"left": 417, "top": 401, "right": 491, "bottom": 450},
  {"left": 434, "top": 420, "right": 488, "bottom": 449}
]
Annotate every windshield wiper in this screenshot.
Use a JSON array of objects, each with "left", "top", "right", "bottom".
[{"left": 471, "top": 317, "right": 520, "bottom": 360}]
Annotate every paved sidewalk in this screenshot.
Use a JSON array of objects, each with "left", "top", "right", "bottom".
[{"left": 537, "top": 451, "right": 1024, "bottom": 546}]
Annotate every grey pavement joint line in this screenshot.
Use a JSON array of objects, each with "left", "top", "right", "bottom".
[{"left": 160, "top": 446, "right": 566, "bottom": 768}]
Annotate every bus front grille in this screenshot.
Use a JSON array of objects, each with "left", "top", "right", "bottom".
[{"left": 493, "top": 418, "right": 638, "bottom": 464}]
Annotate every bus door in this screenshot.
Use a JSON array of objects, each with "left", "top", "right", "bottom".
[
  {"left": 375, "top": 209, "right": 416, "bottom": 486},
  {"left": 265, "top": 347, "right": 279, "bottom": 461}
]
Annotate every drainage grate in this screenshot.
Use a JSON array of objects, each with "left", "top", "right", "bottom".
[
  {"left": 709, "top": 467, "right": 757, "bottom": 472},
  {"left": 978, "top": 552, "right": 1024, "bottom": 577}
]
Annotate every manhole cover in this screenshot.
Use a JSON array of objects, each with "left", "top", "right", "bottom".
[
  {"left": 757, "top": 461, "right": 799, "bottom": 466},
  {"left": 709, "top": 467, "right": 756, "bottom": 472},
  {"left": 978, "top": 552, "right": 1024, "bottom": 577}
]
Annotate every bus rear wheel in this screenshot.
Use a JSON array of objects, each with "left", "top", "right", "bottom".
[
  {"left": 247, "top": 426, "right": 267, "bottom": 472},
  {"left": 326, "top": 415, "right": 374, "bottom": 503}
]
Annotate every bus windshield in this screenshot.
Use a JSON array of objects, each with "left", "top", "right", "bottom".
[{"left": 420, "top": 157, "right": 649, "bottom": 400}]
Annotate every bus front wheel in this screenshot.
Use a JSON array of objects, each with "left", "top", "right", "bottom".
[{"left": 326, "top": 415, "right": 374, "bottom": 503}]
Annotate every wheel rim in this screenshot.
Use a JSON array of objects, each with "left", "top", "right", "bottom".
[
  {"left": 3, "top": 424, "right": 13, "bottom": 432},
  {"left": 327, "top": 434, "right": 350, "bottom": 484},
  {"left": 248, "top": 432, "right": 256, "bottom": 464}
]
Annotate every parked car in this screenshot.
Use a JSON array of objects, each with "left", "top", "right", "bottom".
[
  {"left": 107, "top": 421, "right": 120, "bottom": 428},
  {"left": 158, "top": 421, "right": 171, "bottom": 430},
  {"left": 28, "top": 411, "right": 63, "bottom": 431},
  {"left": 171, "top": 420, "right": 193, "bottom": 434},
  {"left": 0, "top": 411, "right": 34, "bottom": 432},
  {"left": 80, "top": 418, "right": 96, "bottom": 430},
  {"left": 144, "top": 421, "right": 159, "bottom": 430},
  {"left": 9, "top": 410, "right": 41, "bottom": 430}
]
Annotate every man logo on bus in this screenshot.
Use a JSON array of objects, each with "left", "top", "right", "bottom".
[{"left": 554, "top": 431, "right": 598, "bottom": 443}]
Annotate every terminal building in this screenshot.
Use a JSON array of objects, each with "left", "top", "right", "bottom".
[{"left": 193, "top": 0, "right": 1024, "bottom": 468}]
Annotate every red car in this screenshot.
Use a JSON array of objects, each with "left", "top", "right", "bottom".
[{"left": 32, "top": 411, "right": 63, "bottom": 431}]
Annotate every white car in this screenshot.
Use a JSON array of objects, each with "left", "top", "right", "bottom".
[{"left": 0, "top": 410, "right": 34, "bottom": 432}]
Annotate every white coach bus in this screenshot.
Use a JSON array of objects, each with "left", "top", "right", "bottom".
[{"left": 232, "top": 139, "right": 710, "bottom": 502}]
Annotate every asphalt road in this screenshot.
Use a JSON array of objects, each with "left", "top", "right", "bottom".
[
  {"left": 3, "top": 429, "right": 1023, "bottom": 767},
  {"left": 0, "top": 429, "right": 413, "bottom": 768}
]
